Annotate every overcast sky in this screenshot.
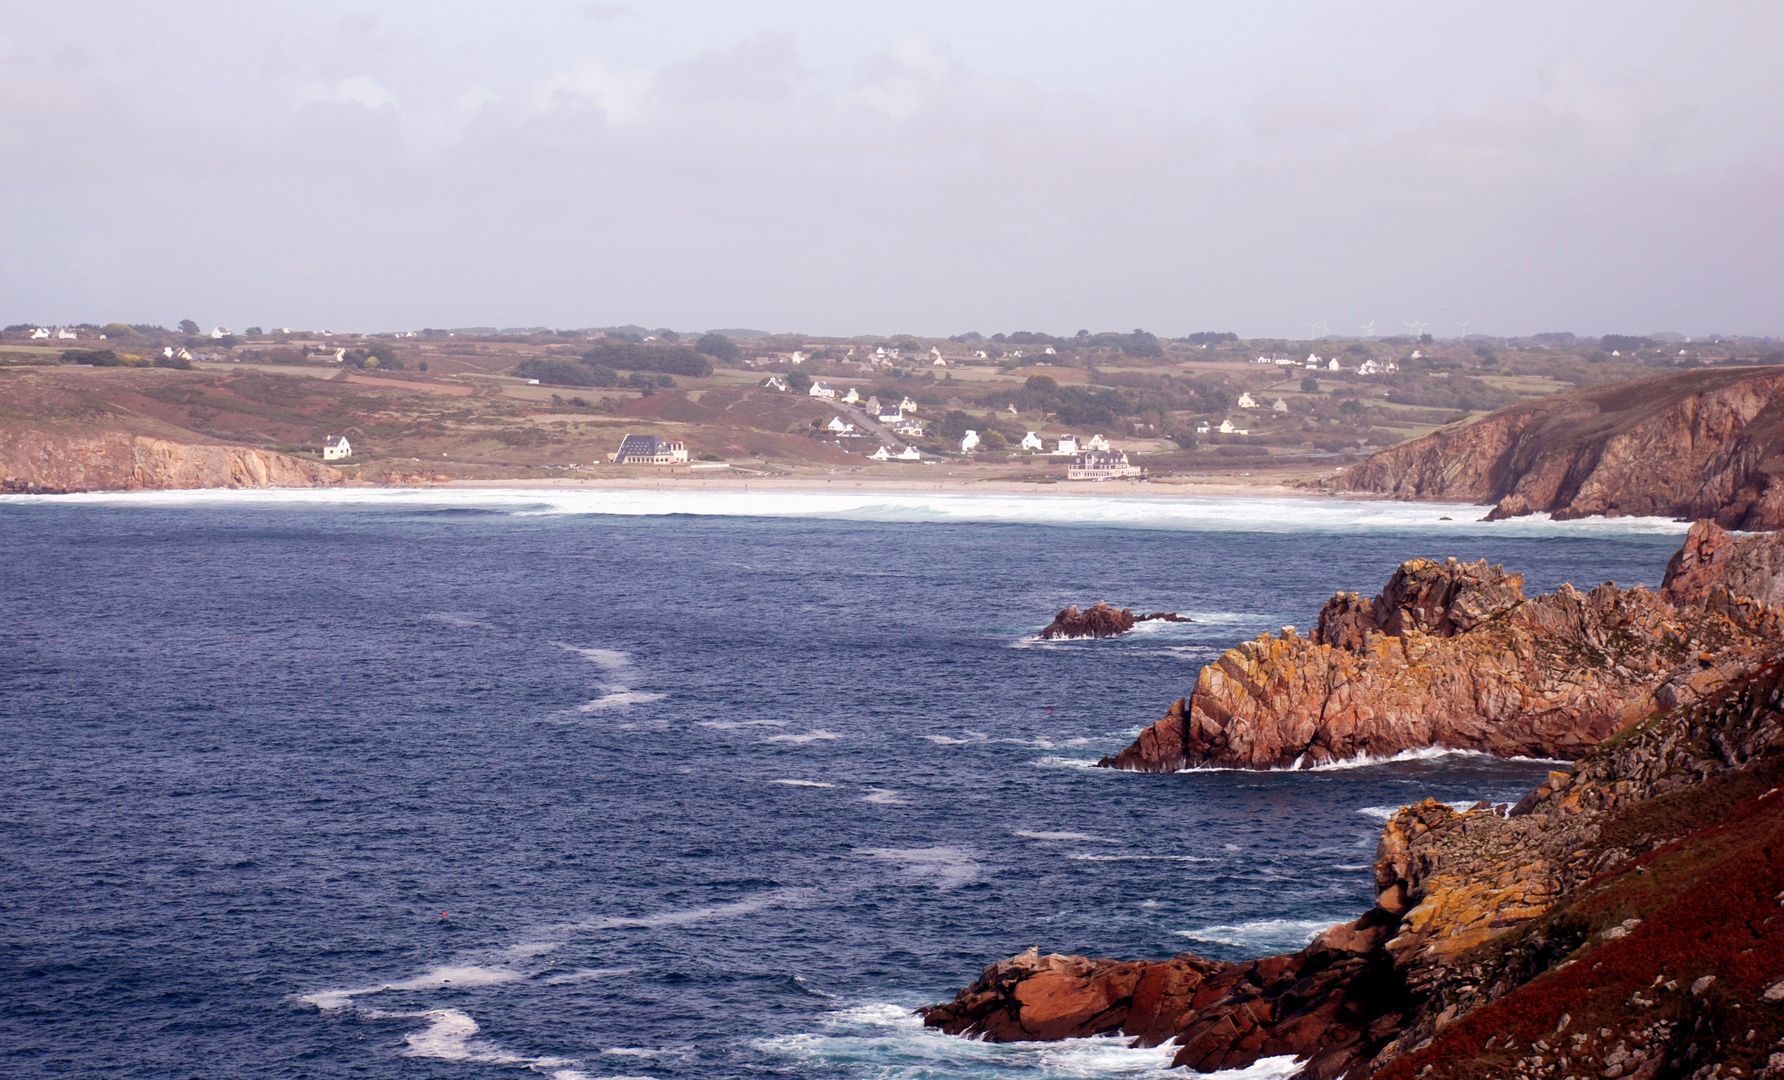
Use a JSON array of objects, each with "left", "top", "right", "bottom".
[{"left": 3, "top": 1, "right": 1781, "bottom": 338}]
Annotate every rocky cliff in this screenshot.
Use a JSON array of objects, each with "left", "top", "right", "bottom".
[
  {"left": 0, "top": 428, "right": 339, "bottom": 493},
  {"left": 1331, "top": 367, "right": 1784, "bottom": 529},
  {"left": 1101, "top": 527, "right": 1780, "bottom": 772},
  {"left": 926, "top": 532, "right": 1784, "bottom": 1078}
]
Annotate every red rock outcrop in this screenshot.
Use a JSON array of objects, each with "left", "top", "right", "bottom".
[
  {"left": 1661, "top": 518, "right": 1784, "bottom": 608},
  {"left": 1329, "top": 367, "right": 1784, "bottom": 529},
  {"left": 1099, "top": 547, "right": 1781, "bottom": 772},
  {"left": 930, "top": 643, "right": 1784, "bottom": 1079},
  {"left": 1040, "top": 602, "right": 1191, "bottom": 639},
  {"left": 0, "top": 428, "right": 339, "bottom": 493}
]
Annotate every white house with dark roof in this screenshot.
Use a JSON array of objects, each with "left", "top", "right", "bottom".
[
  {"left": 1085, "top": 434, "right": 1110, "bottom": 451},
  {"left": 842, "top": 387, "right": 860, "bottom": 404},
  {"left": 960, "top": 429, "right": 980, "bottom": 452},
  {"left": 322, "top": 435, "right": 352, "bottom": 461},
  {"left": 809, "top": 381, "right": 836, "bottom": 400},
  {"left": 1068, "top": 450, "right": 1142, "bottom": 481},
  {"left": 1020, "top": 431, "right": 1043, "bottom": 451},
  {"left": 612, "top": 434, "right": 688, "bottom": 464},
  {"left": 1053, "top": 435, "right": 1078, "bottom": 456}
]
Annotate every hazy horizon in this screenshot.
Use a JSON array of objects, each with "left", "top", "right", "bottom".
[{"left": 3, "top": 1, "right": 1781, "bottom": 339}]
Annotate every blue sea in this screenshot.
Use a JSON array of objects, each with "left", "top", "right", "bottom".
[{"left": 0, "top": 489, "right": 1689, "bottom": 1079}]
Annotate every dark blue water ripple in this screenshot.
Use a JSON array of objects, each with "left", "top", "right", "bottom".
[{"left": 0, "top": 502, "right": 1682, "bottom": 1078}]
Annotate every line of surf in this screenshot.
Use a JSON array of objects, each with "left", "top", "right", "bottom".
[{"left": 4, "top": 486, "right": 1694, "bottom": 537}]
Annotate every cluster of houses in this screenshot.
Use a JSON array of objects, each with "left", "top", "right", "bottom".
[
  {"left": 29, "top": 327, "right": 83, "bottom": 340},
  {"left": 1250, "top": 352, "right": 1400, "bottom": 376}
]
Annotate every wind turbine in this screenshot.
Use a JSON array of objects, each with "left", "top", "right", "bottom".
[
  {"left": 1455, "top": 321, "right": 1471, "bottom": 339},
  {"left": 1360, "top": 319, "right": 1376, "bottom": 338},
  {"left": 1403, "top": 320, "right": 1421, "bottom": 336}
]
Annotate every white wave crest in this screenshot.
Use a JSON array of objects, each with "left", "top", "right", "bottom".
[
  {"left": 859, "top": 787, "right": 909, "bottom": 805},
  {"left": 1181, "top": 746, "right": 1567, "bottom": 774},
  {"left": 759, "top": 1000, "right": 1302, "bottom": 1078},
  {"left": 1035, "top": 755, "right": 1101, "bottom": 769},
  {"left": 579, "top": 690, "right": 666, "bottom": 712},
  {"left": 1177, "top": 918, "right": 1336, "bottom": 952},
  {"left": 765, "top": 730, "right": 841, "bottom": 744},
  {"left": 769, "top": 779, "right": 835, "bottom": 788},
  {"left": 18, "top": 485, "right": 1695, "bottom": 538}
]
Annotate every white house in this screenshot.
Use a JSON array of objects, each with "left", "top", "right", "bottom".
[
  {"left": 876, "top": 403, "right": 905, "bottom": 425},
  {"left": 899, "top": 397, "right": 919, "bottom": 413},
  {"left": 1237, "top": 392, "right": 1258, "bottom": 409},
  {"left": 1044, "top": 347, "right": 1056, "bottom": 355},
  {"left": 1195, "top": 421, "right": 1211, "bottom": 434},
  {"left": 1219, "top": 419, "right": 1244, "bottom": 434},
  {"left": 826, "top": 416, "right": 855, "bottom": 433},
  {"left": 896, "top": 445, "right": 922, "bottom": 460},
  {"left": 1307, "top": 353, "right": 1322, "bottom": 367},
  {"left": 1328, "top": 358, "right": 1341, "bottom": 371},
  {"left": 1085, "top": 434, "right": 1110, "bottom": 451},
  {"left": 809, "top": 381, "right": 837, "bottom": 400},
  {"left": 842, "top": 387, "right": 860, "bottom": 404},
  {"left": 1272, "top": 398, "right": 1289, "bottom": 413},
  {"left": 210, "top": 326, "right": 232, "bottom": 338},
  {"left": 894, "top": 419, "right": 924, "bottom": 437},
  {"left": 1068, "top": 450, "right": 1142, "bottom": 481},
  {"left": 959, "top": 430, "right": 980, "bottom": 452},
  {"left": 30, "top": 327, "right": 50, "bottom": 339},
  {"left": 932, "top": 355, "right": 947, "bottom": 367},
  {"left": 56, "top": 328, "right": 78, "bottom": 339},
  {"left": 613, "top": 434, "right": 689, "bottom": 464},
  {"left": 875, "top": 346, "right": 887, "bottom": 358},
  {"left": 1021, "top": 431, "right": 1043, "bottom": 451},
  {"left": 322, "top": 435, "right": 352, "bottom": 461},
  {"left": 1054, "top": 435, "right": 1079, "bottom": 455},
  {"left": 974, "top": 350, "right": 988, "bottom": 359},
  {"left": 869, "top": 445, "right": 892, "bottom": 461},
  {"left": 761, "top": 376, "right": 789, "bottom": 392}
]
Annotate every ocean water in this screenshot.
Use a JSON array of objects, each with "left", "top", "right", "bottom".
[{"left": 0, "top": 491, "right": 1688, "bottom": 1079}]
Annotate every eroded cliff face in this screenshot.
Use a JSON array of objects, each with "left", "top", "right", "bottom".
[
  {"left": 1100, "top": 544, "right": 1779, "bottom": 773},
  {"left": 926, "top": 635, "right": 1784, "bottom": 1080},
  {"left": 1331, "top": 367, "right": 1784, "bottom": 529},
  {"left": 0, "top": 428, "right": 339, "bottom": 493}
]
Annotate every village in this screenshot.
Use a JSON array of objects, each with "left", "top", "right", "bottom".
[{"left": 2, "top": 320, "right": 1748, "bottom": 488}]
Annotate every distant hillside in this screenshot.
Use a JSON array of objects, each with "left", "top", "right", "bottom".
[{"left": 1333, "top": 366, "right": 1784, "bottom": 527}]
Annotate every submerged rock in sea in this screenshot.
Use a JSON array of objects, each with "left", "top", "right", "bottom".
[
  {"left": 930, "top": 648, "right": 1784, "bottom": 1079},
  {"left": 1099, "top": 536, "right": 1784, "bottom": 772},
  {"left": 1039, "top": 602, "right": 1191, "bottom": 640}
]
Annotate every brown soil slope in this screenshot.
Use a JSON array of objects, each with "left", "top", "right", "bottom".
[{"left": 1331, "top": 367, "right": 1784, "bottom": 528}]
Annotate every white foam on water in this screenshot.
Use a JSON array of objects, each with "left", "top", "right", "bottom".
[
  {"left": 300, "top": 964, "right": 526, "bottom": 1011},
  {"left": 1334, "top": 864, "right": 1371, "bottom": 871},
  {"left": 765, "top": 730, "right": 841, "bottom": 744},
  {"left": 18, "top": 485, "right": 1695, "bottom": 538},
  {"left": 557, "top": 644, "right": 632, "bottom": 672},
  {"left": 579, "top": 690, "right": 667, "bottom": 712},
  {"left": 389, "top": 1008, "right": 591, "bottom": 1076},
  {"left": 1182, "top": 746, "right": 1566, "bottom": 774},
  {"left": 864, "top": 846, "right": 984, "bottom": 888},
  {"left": 769, "top": 779, "right": 836, "bottom": 788},
  {"left": 1069, "top": 853, "right": 1215, "bottom": 863},
  {"left": 553, "top": 887, "right": 817, "bottom": 934},
  {"left": 860, "top": 786, "right": 910, "bottom": 805},
  {"left": 758, "top": 1001, "right": 1303, "bottom": 1079},
  {"left": 921, "top": 733, "right": 988, "bottom": 745},
  {"left": 1035, "top": 755, "right": 1101, "bottom": 769},
  {"left": 1177, "top": 919, "right": 1336, "bottom": 952},
  {"left": 1015, "top": 831, "right": 1118, "bottom": 843}
]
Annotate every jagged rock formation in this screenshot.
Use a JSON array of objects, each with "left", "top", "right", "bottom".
[
  {"left": 1040, "top": 602, "right": 1192, "bottom": 639},
  {"left": 1662, "top": 519, "right": 1784, "bottom": 608},
  {"left": 927, "top": 634, "right": 1784, "bottom": 1079},
  {"left": 0, "top": 429, "right": 339, "bottom": 493},
  {"left": 1099, "top": 545, "right": 1782, "bottom": 772},
  {"left": 1330, "top": 367, "right": 1784, "bottom": 529}
]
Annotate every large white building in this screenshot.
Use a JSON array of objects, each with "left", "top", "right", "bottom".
[
  {"left": 322, "top": 435, "right": 352, "bottom": 461},
  {"left": 1067, "top": 450, "right": 1143, "bottom": 481},
  {"left": 612, "top": 434, "right": 688, "bottom": 464}
]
